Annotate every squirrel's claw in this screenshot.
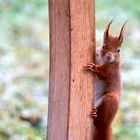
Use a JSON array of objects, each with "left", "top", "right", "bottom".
[
  {"left": 89, "top": 108, "right": 97, "bottom": 119},
  {"left": 84, "top": 63, "right": 96, "bottom": 72}
]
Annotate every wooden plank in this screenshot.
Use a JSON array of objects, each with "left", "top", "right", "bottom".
[
  {"left": 47, "top": 0, "right": 71, "bottom": 140},
  {"left": 48, "top": 0, "right": 95, "bottom": 139},
  {"left": 68, "top": 0, "right": 95, "bottom": 140}
]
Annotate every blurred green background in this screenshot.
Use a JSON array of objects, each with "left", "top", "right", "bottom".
[
  {"left": 0, "top": 0, "right": 49, "bottom": 140},
  {"left": 0, "top": 0, "right": 139, "bottom": 140}
]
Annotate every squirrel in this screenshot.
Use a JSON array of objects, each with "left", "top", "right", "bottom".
[{"left": 84, "top": 20, "right": 126, "bottom": 140}]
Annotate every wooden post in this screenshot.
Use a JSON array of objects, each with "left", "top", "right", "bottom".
[{"left": 47, "top": 0, "right": 95, "bottom": 140}]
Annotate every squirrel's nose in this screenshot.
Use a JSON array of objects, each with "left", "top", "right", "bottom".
[
  {"left": 108, "top": 52, "right": 112, "bottom": 56},
  {"left": 107, "top": 55, "right": 111, "bottom": 61}
]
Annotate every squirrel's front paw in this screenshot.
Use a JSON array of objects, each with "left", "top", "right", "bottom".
[
  {"left": 89, "top": 108, "right": 97, "bottom": 119},
  {"left": 84, "top": 63, "right": 96, "bottom": 72}
]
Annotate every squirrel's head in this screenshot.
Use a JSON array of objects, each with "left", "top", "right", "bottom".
[{"left": 101, "top": 20, "right": 126, "bottom": 63}]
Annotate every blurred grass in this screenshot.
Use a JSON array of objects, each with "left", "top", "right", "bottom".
[{"left": 0, "top": 0, "right": 49, "bottom": 139}]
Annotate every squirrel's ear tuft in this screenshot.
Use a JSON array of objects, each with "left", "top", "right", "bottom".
[
  {"left": 104, "top": 19, "right": 113, "bottom": 43},
  {"left": 118, "top": 21, "right": 127, "bottom": 45}
]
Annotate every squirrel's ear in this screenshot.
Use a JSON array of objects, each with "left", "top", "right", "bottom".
[
  {"left": 118, "top": 21, "right": 127, "bottom": 45},
  {"left": 104, "top": 20, "right": 113, "bottom": 43}
]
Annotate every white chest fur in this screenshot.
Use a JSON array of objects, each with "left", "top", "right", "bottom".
[{"left": 94, "top": 47, "right": 106, "bottom": 108}]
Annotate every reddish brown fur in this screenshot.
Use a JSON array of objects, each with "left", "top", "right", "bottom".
[
  {"left": 104, "top": 36, "right": 122, "bottom": 49},
  {"left": 92, "top": 63, "right": 121, "bottom": 140},
  {"left": 95, "top": 63, "right": 122, "bottom": 94},
  {"left": 84, "top": 21, "right": 126, "bottom": 140},
  {"left": 93, "top": 92, "right": 119, "bottom": 140}
]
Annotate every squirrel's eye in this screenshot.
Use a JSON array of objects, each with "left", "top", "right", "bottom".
[
  {"left": 117, "top": 49, "right": 120, "bottom": 53},
  {"left": 102, "top": 45, "right": 105, "bottom": 49}
]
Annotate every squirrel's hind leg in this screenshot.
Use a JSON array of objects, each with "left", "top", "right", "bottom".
[
  {"left": 94, "top": 92, "right": 120, "bottom": 127},
  {"left": 93, "top": 92, "right": 120, "bottom": 140}
]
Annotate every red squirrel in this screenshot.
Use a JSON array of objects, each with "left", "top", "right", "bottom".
[{"left": 84, "top": 20, "right": 126, "bottom": 140}]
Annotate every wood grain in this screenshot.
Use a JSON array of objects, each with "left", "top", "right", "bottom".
[
  {"left": 48, "top": 0, "right": 95, "bottom": 140},
  {"left": 68, "top": 0, "right": 95, "bottom": 140},
  {"left": 47, "top": 0, "right": 70, "bottom": 140}
]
